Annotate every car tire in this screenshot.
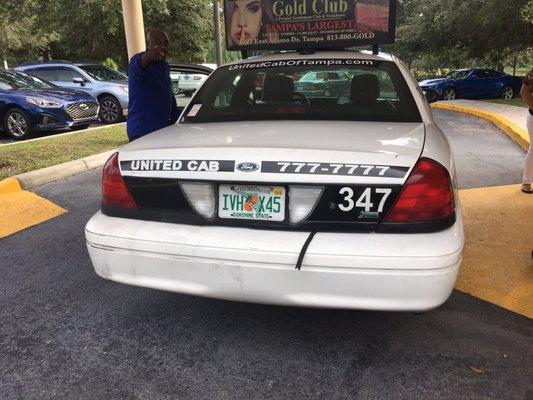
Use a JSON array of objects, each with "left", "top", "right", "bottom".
[
  {"left": 99, "top": 96, "right": 123, "bottom": 124},
  {"left": 4, "top": 108, "right": 33, "bottom": 140},
  {"left": 501, "top": 85, "right": 514, "bottom": 100},
  {"left": 184, "top": 91, "right": 194, "bottom": 97},
  {"left": 442, "top": 88, "right": 457, "bottom": 101},
  {"left": 171, "top": 81, "right": 180, "bottom": 95},
  {"left": 70, "top": 124, "right": 91, "bottom": 131}
]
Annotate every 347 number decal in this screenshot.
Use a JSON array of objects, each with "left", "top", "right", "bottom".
[{"left": 338, "top": 187, "right": 392, "bottom": 212}]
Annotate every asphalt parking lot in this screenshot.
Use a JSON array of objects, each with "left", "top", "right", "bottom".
[{"left": 0, "top": 110, "right": 531, "bottom": 399}]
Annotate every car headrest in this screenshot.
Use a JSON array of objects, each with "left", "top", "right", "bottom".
[
  {"left": 350, "top": 74, "right": 379, "bottom": 104},
  {"left": 263, "top": 74, "right": 294, "bottom": 102}
]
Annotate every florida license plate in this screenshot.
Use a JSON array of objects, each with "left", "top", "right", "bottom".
[{"left": 218, "top": 185, "right": 285, "bottom": 221}]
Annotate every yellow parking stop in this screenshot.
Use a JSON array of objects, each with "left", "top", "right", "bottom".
[{"left": 0, "top": 178, "right": 67, "bottom": 239}]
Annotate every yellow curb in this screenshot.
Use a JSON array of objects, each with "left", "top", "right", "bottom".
[
  {"left": 431, "top": 102, "right": 530, "bottom": 150},
  {"left": 0, "top": 178, "right": 22, "bottom": 194},
  {"left": 457, "top": 184, "right": 533, "bottom": 318},
  {"left": 0, "top": 184, "right": 67, "bottom": 239}
]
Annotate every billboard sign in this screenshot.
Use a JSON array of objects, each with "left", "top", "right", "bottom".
[{"left": 224, "top": 0, "right": 397, "bottom": 51}]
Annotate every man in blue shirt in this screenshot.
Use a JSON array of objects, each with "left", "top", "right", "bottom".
[{"left": 127, "top": 28, "right": 179, "bottom": 141}]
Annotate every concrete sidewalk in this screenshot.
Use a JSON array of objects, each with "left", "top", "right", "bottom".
[
  {"left": 448, "top": 100, "right": 528, "bottom": 130},
  {"left": 432, "top": 100, "right": 530, "bottom": 149}
]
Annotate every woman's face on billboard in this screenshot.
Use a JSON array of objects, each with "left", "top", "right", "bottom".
[{"left": 230, "top": 0, "right": 262, "bottom": 44}]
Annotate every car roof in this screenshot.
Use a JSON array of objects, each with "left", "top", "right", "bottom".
[
  {"left": 18, "top": 60, "right": 100, "bottom": 68},
  {"left": 226, "top": 50, "right": 395, "bottom": 67},
  {"left": 169, "top": 63, "right": 213, "bottom": 74},
  {"left": 1, "top": 68, "right": 28, "bottom": 75}
]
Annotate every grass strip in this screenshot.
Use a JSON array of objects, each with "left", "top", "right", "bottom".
[
  {"left": 0, "top": 125, "right": 127, "bottom": 180},
  {"left": 485, "top": 98, "right": 527, "bottom": 108}
]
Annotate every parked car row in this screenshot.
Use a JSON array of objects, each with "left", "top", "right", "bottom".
[
  {"left": 2, "top": 60, "right": 520, "bottom": 141},
  {"left": 1, "top": 60, "right": 214, "bottom": 140},
  {"left": 16, "top": 61, "right": 129, "bottom": 124},
  {"left": 0, "top": 69, "right": 100, "bottom": 140}
]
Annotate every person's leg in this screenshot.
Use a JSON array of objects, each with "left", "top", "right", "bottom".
[{"left": 522, "top": 113, "right": 533, "bottom": 193}]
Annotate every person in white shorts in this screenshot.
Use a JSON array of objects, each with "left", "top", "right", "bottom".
[{"left": 520, "top": 69, "right": 533, "bottom": 194}]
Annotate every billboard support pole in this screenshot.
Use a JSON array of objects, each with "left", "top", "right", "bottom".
[
  {"left": 213, "top": 0, "right": 223, "bottom": 66},
  {"left": 121, "top": 0, "right": 146, "bottom": 61}
]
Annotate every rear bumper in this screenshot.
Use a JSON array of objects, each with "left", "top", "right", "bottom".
[{"left": 85, "top": 211, "right": 464, "bottom": 311}]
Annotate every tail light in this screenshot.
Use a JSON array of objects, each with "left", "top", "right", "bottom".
[
  {"left": 101, "top": 153, "right": 137, "bottom": 209},
  {"left": 383, "top": 158, "right": 454, "bottom": 223}
]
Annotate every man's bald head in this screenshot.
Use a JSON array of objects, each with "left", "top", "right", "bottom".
[{"left": 146, "top": 28, "right": 170, "bottom": 60}]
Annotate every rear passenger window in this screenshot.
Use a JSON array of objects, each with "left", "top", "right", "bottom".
[
  {"left": 56, "top": 68, "right": 84, "bottom": 82},
  {"left": 28, "top": 68, "right": 58, "bottom": 81}
]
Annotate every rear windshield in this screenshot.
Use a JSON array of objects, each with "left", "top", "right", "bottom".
[
  {"left": 181, "top": 59, "right": 421, "bottom": 124},
  {"left": 0, "top": 70, "right": 54, "bottom": 90}
]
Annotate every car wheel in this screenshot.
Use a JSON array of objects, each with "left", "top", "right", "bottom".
[
  {"left": 4, "top": 108, "right": 33, "bottom": 140},
  {"left": 501, "top": 86, "right": 514, "bottom": 100},
  {"left": 99, "top": 96, "right": 123, "bottom": 124},
  {"left": 70, "top": 124, "right": 91, "bottom": 131},
  {"left": 442, "top": 88, "right": 457, "bottom": 101},
  {"left": 184, "top": 91, "right": 193, "bottom": 97},
  {"left": 171, "top": 81, "right": 180, "bottom": 95}
]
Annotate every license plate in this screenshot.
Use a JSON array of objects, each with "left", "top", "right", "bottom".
[{"left": 218, "top": 185, "right": 285, "bottom": 221}]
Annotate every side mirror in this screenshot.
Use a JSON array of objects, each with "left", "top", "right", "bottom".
[
  {"left": 73, "top": 77, "right": 85, "bottom": 86},
  {"left": 424, "top": 90, "right": 438, "bottom": 104}
]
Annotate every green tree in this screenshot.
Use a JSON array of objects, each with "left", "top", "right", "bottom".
[
  {"left": 390, "top": 0, "right": 533, "bottom": 74},
  {"left": 0, "top": 0, "right": 58, "bottom": 67},
  {"left": 4, "top": 0, "right": 214, "bottom": 68}
]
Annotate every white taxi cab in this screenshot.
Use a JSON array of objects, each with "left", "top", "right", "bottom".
[{"left": 85, "top": 51, "right": 464, "bottom": 311}]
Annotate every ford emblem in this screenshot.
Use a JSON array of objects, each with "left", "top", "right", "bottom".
[{"left": 237, "top": 162, "right": 259, "bottom": 172}]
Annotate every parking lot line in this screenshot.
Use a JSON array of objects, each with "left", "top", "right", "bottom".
[
  {"left": 457, "top": 184, "right": 533, "bottom": 318},
  {"left": 0, "top": 178, "right": 67, "bottom": 239}
]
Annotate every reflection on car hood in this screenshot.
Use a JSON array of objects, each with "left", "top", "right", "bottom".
[{"left": 10, "top": 88, "right": 96, "bottom": 102}]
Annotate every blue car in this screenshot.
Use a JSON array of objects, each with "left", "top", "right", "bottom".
[
  {"left": 0, "top": 69, "right": 99, "bottom": 140},
  {"left": 419, "top": 68, "right": 523, "bottom": 101}
]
